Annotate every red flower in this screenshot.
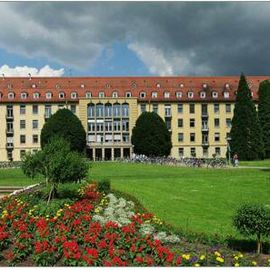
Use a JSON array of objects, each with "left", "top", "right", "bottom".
[
  {"left": 135, "top": 256, "right": 144, "bottom": 264},
  {"left": 85, "top": 247, "right": 98, "bottom": 259},
  {"left": 176, "top": 256, "right": 182, "bottom": 265}
]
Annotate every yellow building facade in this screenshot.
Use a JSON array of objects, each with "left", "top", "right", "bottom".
[{"left": 0, "top": 76, "right": 266, "bottom": 161}]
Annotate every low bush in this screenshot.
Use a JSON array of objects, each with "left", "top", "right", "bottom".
[{"left": 97, "top": 179, "right": 111, "bottom": 194}]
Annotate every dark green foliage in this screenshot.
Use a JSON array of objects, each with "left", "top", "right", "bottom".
[
  {"left": 40, "top": 108, "right": 86, "bottom": 153},
  {"left": 230, "top": 74, "right": 264, "bottom": 160},
  {"left": 131, "top": 112, "right": 172, "bottom": 157},
  {"left": 97, "top": 179, "right": 111, "bottom": 194},
  {"left": 21, "top": 152, "right": 40, "bottom": 180},
  {"left": 258, "top": 80, "right": 270, "bottom": 158},
  {"left": 233, "top": 203, "right": 270, "bottom": 254}
]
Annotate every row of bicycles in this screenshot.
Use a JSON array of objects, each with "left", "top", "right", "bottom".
[
  {"left": 119, "top": 155, "right": 227, "bottom": 168},
  {"left": 0, "top": 161, "right": 22, "bottom": 169}
]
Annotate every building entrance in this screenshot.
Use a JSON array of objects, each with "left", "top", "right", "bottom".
[{"left": 105, "top": 148, "right": 112, "bottom": 160}]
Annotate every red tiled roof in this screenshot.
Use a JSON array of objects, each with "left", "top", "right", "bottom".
[{"left": 0, "top": 76, "right": 268, "bottom": 103}]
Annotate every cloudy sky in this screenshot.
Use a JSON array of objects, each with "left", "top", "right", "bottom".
[{"left": 0, "top": 2, "right": 269, "bottom": 77}]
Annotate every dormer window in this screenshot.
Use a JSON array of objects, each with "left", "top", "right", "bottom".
[
  {"left": 202, "top": 83, "right": 208, "bottom": 89},
  {"left": 46, "top": 92, "right": 52, "bottom": 99},
  {"left": 152, "top": 92, "right": 158, "bottom": 98},
  {"left": 8, "top": 92, "right": 15, "bottom": 99},
  {"left": 21, "top": 92, "right": 28, "bottom": 99},
  {"left": 85, "top": 92, "right": 92, "bottom": 98},
  {"left": 200, "top": 91, "right": 206, "bottom": 98},
  {"left": 33, "top": 92, "right": 40, "bottom": 99},
  {"left": 81, "top": 84, "right": 85, "bottom": 88},
  {"left": 176, "top": 91, "right": 182, "bottom": 98},
  {"left": 179, "top": 83, "right": 184, "bottom": 88},
  {"left": 59, "top": 92, "right": 65, "bottom": 99},
  {"left": 7, "top": 84, "right": 12, "bottom": 89},
  {"left": 212, "top": 91, "right": 218, "bottom": 98},
  {"left": 164, "top": 92, "right": 170, "bottom": 98},
  {"left": 112, "top": 91, "right": 118, "bottom": 98},
  {"left": 224, "top": 91, "right": 230, "bottom": 98},
  {"left": 56, "top": 84, "right": 61, "bottom": 89},
  {"left": 32, "top": 84, "right": 37, "bottom": 88},
  {"left": 99, "top": 91, "right": 105, "bottom": 98},
  {"left": 131, "top": 82, "right": 137, "bottom": 88},
  {"left": 105, "top": 83, "right": 110, "bottom": 88},
  {"left": 225, "top": 83, "right": 230, "bottom": 89},
  {"left": 125, "top": 91, "right": 132, "bottom": 98},
  {"left": 140, "top": 92, "right": 146, "bottom": 98},
  {"left": 188, "top": 91, "right": 194, "bottom": 98},
  {"left": 156, "top": 83, "right": 161, "bottom": 88},
  {"left": 71, "top": 92, "right": 77, "bottom": 99}
]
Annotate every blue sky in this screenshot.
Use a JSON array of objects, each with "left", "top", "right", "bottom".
[{"left": 0, "top": 2, "right": 270, "bottom": 77}]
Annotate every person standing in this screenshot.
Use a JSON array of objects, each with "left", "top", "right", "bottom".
[{"left": 233, "top": 153, "right": 239, "bottom": 167}]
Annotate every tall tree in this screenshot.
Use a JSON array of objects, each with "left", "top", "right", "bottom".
[
  {"left": 41, "top": 108, "right": 86, "bottom": 153},
  {"left": 131, "top": 112, "right": 172, "bottom": 157},
  {"left": 230, "top": 74, "right": 264, "bottom": 160},
  {"left": 258, "top": 80, "right": 270, "bottom": 158}
]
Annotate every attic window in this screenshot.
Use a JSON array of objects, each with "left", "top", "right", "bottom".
[
  {"left": 202, "top": 83, "right": 208, "bottom": 89},
  {"left": 85, "top": 92, "right": 92, "bottom": 98},
  {"left": 32, "top": 84, "right": 37, "bottom": 88},
  {"left": 125, "top": 91, "right": 132, "bottom": 98},
  {"left": 56, "top": 84, "right": 61, "bottom": 89},
  {"left": 21, "top": 92, "right": 28, "bottom": 99},
  {"left": 140, "top": 92, "right": 146, "bottom": 98},
  {"left": 188, "top": 91, "right": 194, "bottom": 98},
  {"left": 179, "top": 83, "right": 184, "bottom": 88},
  {"left": 225, "top": 83, "right": 230, "bottom": 89},
  {"left": 156, "top": 83, "right": 161, "bottom": 88},
  {"left": 33, "top": 92, "right": 40, "bottom": 99},
  {"left": 176, "top": 92, "right": 182, "bottom": 98},
  {"left": 7, "top": 84, "right": 12, "bottom": 89},
  {"left": 152, "top": 92, "right": 158, "bottom": 98},
  {"left": 46, "top": 92, "right": 52, "bottom": 99},
  {"left": 200, "top": 91, "right": 206, "bottom": 98},
  {"left": 8, "top": 92, "right": 15, "bottom": 99},
  {"left": 105, "top": 83, "right": 110, "bottom": 88},
  {"left": 71, "top": 92, "right": 77, "bottom": 99},
  {"left": 164, "top": 92, "right": 170, "bottom": 98},
  {"left": 59, "top": 92, "right": 65, "bottom": 99},
  {"left": 99, "top": 91, "right": 105, "bottom": 98},
  {"left": 131, "top": 82, "right": 137, "bottom": 88},
  {"left": 81, "top": 84, "right": 85, "bottom": 88},
  {"left": 224, "top": 91, "right": 229, "bottom": 98},
  {"left": 212, "top": 91, "right": 218, "bottom": 98}
]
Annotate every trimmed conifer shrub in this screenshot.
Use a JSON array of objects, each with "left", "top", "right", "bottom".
[
  {"left": 258, "top": 80, "right": 270, "bottom": 158},
  {"left": 41, "top": 108, "right": 86, "bottom": 153},
  {"left": 230, "top": 74, "right": 264, "bottom": 160},
  {"left": 131, "top": 112, "right": 172, "bottom": 157}
]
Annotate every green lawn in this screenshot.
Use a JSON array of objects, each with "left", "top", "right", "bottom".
[
  {"left": 239, "top": 159, "right": 270, "bottom": 167},
  {"left": 0, "top": 162, "right": 270, "bottom": 238}
]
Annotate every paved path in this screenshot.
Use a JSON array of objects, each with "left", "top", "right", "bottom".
[{"left": 238, "top": 166, "right": 270, "bottom": 169}]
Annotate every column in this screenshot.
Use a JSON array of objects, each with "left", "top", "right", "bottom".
[
  {"left": 93, "top": 148, "right": 96, "bottom": 161},
  {"left": 112, "top": 148, "right": 114, "bottom": 161},
  {"left": 102, "top": 148, "right": 105, "bottom": 161},
  {"left": 120, "top": 148, "right": 123, "bottom": 159}
]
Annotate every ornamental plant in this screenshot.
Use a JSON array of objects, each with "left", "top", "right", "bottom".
[{"left": 233, "top": 203, "right": 270, "bottom": 254}]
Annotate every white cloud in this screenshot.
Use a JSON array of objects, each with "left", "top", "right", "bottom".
[{"left": 0, "top": 65, "right": 65, "bottom": 77}]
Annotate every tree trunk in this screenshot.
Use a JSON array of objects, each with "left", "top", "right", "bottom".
[
  {"left": 257, "top": 234, "right": 261, "bottom": 254},
  {"left": 47, "top": 183, "right": 57, "bottom": 206}
]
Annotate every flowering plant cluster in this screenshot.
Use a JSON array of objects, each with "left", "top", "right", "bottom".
[{"left": 0, "top": 191, "right": 182, "bottom": 266}]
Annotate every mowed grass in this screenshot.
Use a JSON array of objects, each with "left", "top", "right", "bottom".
[
  {"left": 0, "top": 162, "right": 270, "bottom": 237},
  {"left": 90, "top": 162, "right": 270, "bottom": 237},
  {"left": 240, "top": 159, "right": 270, "bottom": 167}
]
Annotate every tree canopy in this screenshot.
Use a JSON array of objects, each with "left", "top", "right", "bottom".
[
  {"left": 40, "top": 108, "right": 86, "bottom": 153},
  {"left": 258, "top": 80, "right": 270, "bottom": 158},
  {"left": 131, "top": 112, "right": 172, "bottom": 157},
  {"left": 230, "top": 74, "right": 264, "bottom": 160}
]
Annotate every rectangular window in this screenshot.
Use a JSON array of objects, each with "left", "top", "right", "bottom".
[
  {"left": 203, "top": 147, "right": 208, "bottom": 157},
  {"left": 32, "top": 105, "right": 38, "bottom": 114},
  {"left": 214, "top": 132, "right": 220, "bottom": 142},
  {"left": 178, "top": 148, "right": 184, "bottom": 157},
  {"left": 20, "top": 105, "right": 26, "bottom": 114},
  {"left": 178, "top": 133, "right": 184, "bottom": 142},
  {"left": 178, "top": 119, "right": 183, "bottom": 128},
  {"left": 45, "top": 105, "right": 52, "bottom": 118},
  {"left": 178, "top": 103, "right": 183, "bottom": 113},
  {"left": 190, "top": 118, "right": 195, "bottom": 128},
  {"left": 191, "top": 147, "right": 196, "bottom": 157},
  {"left": 226, "top": 104, "right": 231, "bottom": 113},
  {"left": 32, "top": 120, "right": 38, "bottom": 129},
  {"left": 214, "top": 118, "right": 220, "bottom": 128},
  {"left": 33, "top": 134, "right": 39, "bottom": 144},
  {"left": 20, "top": 150, "right": 26, "bottom": 159},
  {"left": 226, "top": 118, "right": 232, "bottom": 128},
  {"left": 140, "top": 104, "right": 146, "bottom": 113},
  {"left": 152, "top": 104, "right": 158, "bottom": 114},
  {"left": 20, "top": 135, "right": 26, "bottom": 144},
  {"left": 214, "top": 103, "right": 219, "bottom": 113},
  {"left": 70, "top": 104, "right": 76, "bottom": 114},
  {"left": 164, "top": 104, "right": 171, "bottom": 117},
  {"left": 215, "top": 147, "right": 221, "bottom": 156},
  {"left": 20, "top": 120, "right": 26, "bottom": 129},
  {"left": 189, "top": 104, "right": 195, "bottom": 114},
  {"left": 165, "top": 119, "right": 171, "bottom": 130},
  {"left": 190, "top": 133, "right": 195, "bottom": 142}
]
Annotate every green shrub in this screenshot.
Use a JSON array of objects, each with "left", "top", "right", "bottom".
[
  {"left": 233, "top": 203, "right": 270, "bottom": 254},
  {"left": 97, "top": 179, "right": 111, "bottom": 194},
  {"left": 57, "top": 182, "right": 81, "bottom": 199}
]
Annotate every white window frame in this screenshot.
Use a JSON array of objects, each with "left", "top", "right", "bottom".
[
  {"left": 46, "top": 92, "right": 52, "bottom": 99},
  {"left": 200, "top": 92, "right": 206, "bottom": 98},
  {"left": 164, "top": 92, "right": 170, "bottom": 98},
  {"left": 99, "top": 91, "right": 105, "bottom": 98},
  {"left": 212, "top": 91, "right": 218, "bottom": 98},
  {"left": 85, "top": 92, "right": 92, "bottom": 98},
  {"left": 125, "top": 91, "right": 132, "bottom": 98},
  {"left": 140, "top": 92, "right": 146, "bottom": 98},
  {"left": 21, "top": 92, "right": 28, "bottom": 99},
  {"left": 188, "top": 91, "right": 194, "bottom": 99},
  {"left": 152, "top": 92, "right": 158, "bottom": 98},
  {"left": 71, "top": 92, "right": 77, "bottom": 99},
  {"left": 8, "top": 92, "right": 14, "bottom": 99},
  {"left": 33, "top": 92, "right": 40, "bottom": 99},
  {"left": 176, "top": 92, "right": 182, "bottom": 98},
  {"left": 59, "top": 92, "right": 65, "bottom": 99},
  {"left": 32, "top": 84, "right": 37, "bottom": 88},
  {"left": 224, "top": 91, "right": 230, "bottom": 98},
  {"left": 112, "top": 91, "right": 118, "bottom": 98}
]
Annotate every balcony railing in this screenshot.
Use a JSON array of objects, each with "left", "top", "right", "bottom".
[
  {"left": 201, "top": 125, "right": 209, "bottom": 132},
  {"left": 202, "top": 141, "right": 209, "bottom": 146},
  {"left": 201, "top": 112, "right": 208, "bottom": 118},
  {"left": 6, "top": 143, "right": 14, "bottom": 149},
  {"left": 6, "top": 129, "right": 14, "bottom": 134},
  {"left": 6, "top": 114, "right": 14, "bottom": 120},
  {"left": 44, "top": 113, "right": 52, "bottom": 119}
]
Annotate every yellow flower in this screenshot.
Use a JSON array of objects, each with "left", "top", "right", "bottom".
[
  {"left": 200, "top": 255, "right": 206, "bottom": 260},
  {"left": 194, "top": 263, "right": 200, "bottom": 267},
  {"left": 214, "top": 251, "right": 221, "bottom": 257},
  {"left": 234, "top": 263, "right": 240, "bottom": 267},
  {"left": 238, "top": 253, "right": 243, "bottom": 258},
  {"left": 216, "top": 257, "right": 224, "bottom": 263},
  {"left": 234, "top": 256, "right": 239, "bottom": 260},
  {"left": 182, "top": 254, "right": 191, "bottom": 260},
  {"left": 251, "top": 261, "right": 257, "bottom": 266}
]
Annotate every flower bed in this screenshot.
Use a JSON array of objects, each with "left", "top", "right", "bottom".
[{"left": 0, "top": 182, "right": 269, "bottom": 266}]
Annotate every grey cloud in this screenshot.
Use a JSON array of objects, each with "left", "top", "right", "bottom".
[{"left": 0, "top": 2, "right": 270, "bottom": 75}]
